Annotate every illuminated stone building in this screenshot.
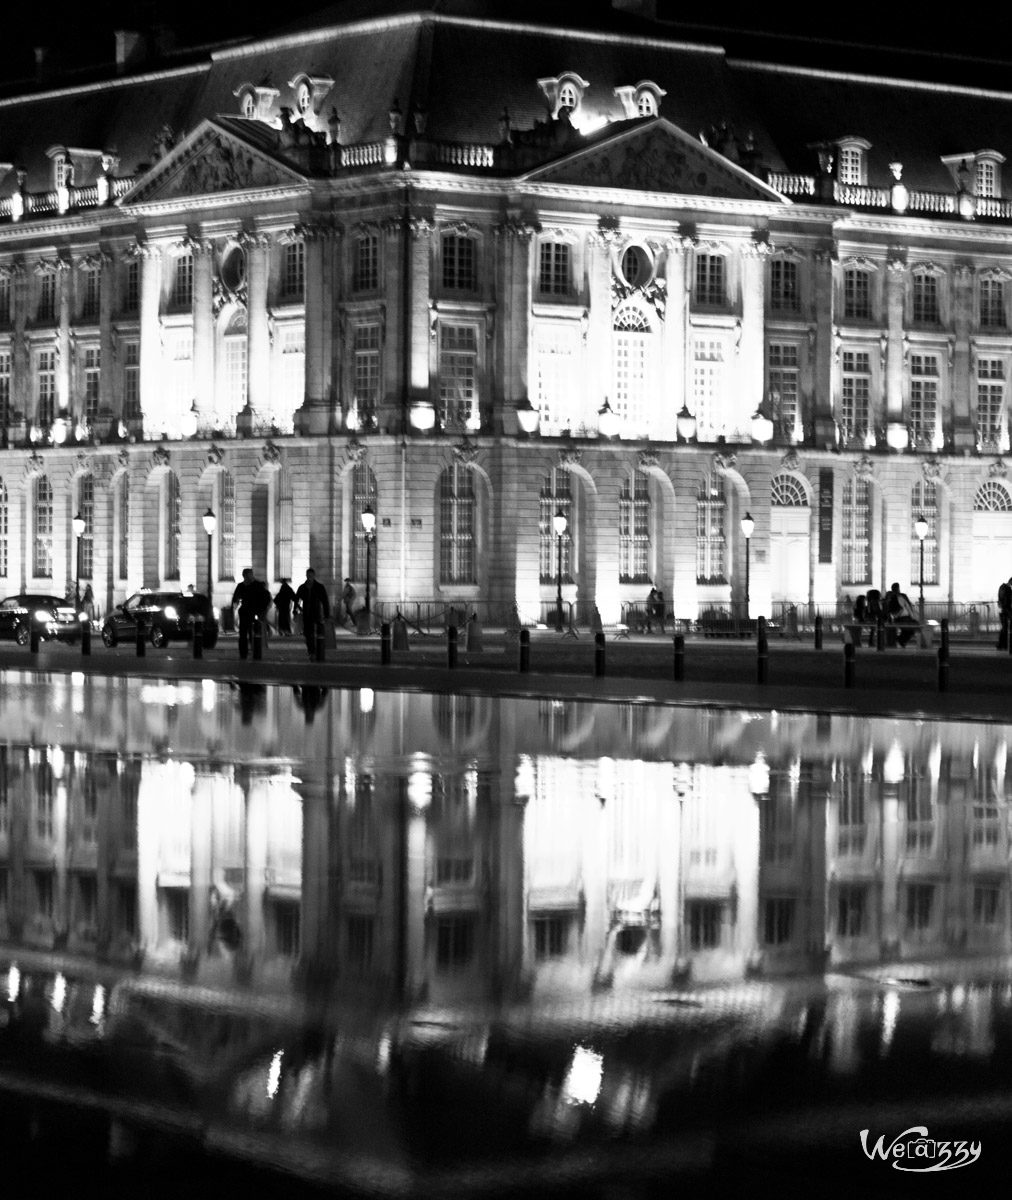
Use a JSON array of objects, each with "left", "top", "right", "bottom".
[{"left": 3, "top": 1, "right": 1012, "bottom": 622}]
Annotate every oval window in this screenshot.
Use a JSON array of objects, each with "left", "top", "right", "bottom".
[
  {"left": 220, "top": 245, "right": 247, "bottom": 294},
  {"left": 620, "top": 244, "right": 652, "bottom": 288},
  {"left": 296, "top": 82, "right": 312, "bottom": 114}
]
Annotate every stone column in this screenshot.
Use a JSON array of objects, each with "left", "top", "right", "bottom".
[
  {"left": 294, "top": 221, "right": 337, "bottom": 435},
  {"left": 56, "top": 257, "right": 72, "bottom": 417},
  {"left": 951, "top": 264, "right": 975, "bottom": 451},
  {"left": 812, "top": 247, "right": 836, "bottom": 446},
  {"left": 9, "top": 262, "right": 28, "bottom": 434},
  {"left": 585, "top": 221, "right": 618, "bottom": 430},
  {"left": 661, "top": 237, "right": 687, "bottom": 440},
  {"left": 243, "top": 231, "right": 271, "bottom": 423},
  {"left": 495, "top": 215, "right": 535, "bottom": 429},
  {"left": 97, "top": 251, "right": 115, "bottom": 421},
  {"left": 192, "top": 239, "right": 215, "bottom": 426},
  {"left": 407, "top": 215, "right": 434, "bottom": 410},
  {"left": 885, "top": 257, "right": 906, "bottom": 425},
  {"left": 738, "top": 240, "right": 768, "bottom": 426},
  {"left": 138, "top": 243, "right": 163, "bottom": 432}
]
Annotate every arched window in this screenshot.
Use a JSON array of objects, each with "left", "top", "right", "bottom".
[
  {"left": 222, "top": 309, "right": 248, "bottom": 421},
  {"left": 34, "top": 475, "right": 53, "bottom": 578},
  {"left": 164, "top": 471, "right": 181, "bottom": 581},
  {"left": 911, "top": 481, "right": 939, "bottom": 585},
  {"left": 540, "top": 468, "right": 572, "bottom": 582},
  {"left": 558, "top": 82, "right": 578, "bottom": 111},
  {"left": 439, "top": 464, "right": 476, "bottom": 585},
  {"left": 0, "top": 480, "right": 8, "bottom": 579},
  {"left": 612, "top": 306, "right": 652, "bottom": 433},
  {"left": 219, "top": 471, "right": 236, "bottom": 581},
  {"left": 695, "top": 474, "right": 725, "bottom": 584},
  {"left": 771, "top": 474, "right": 809, "bottom": 506},
  {"left": 351, "top": 463, "right": 377, "bottom": 583},
  {"left": 619, "top": 468, "right": 650, "bottom": 582},
  {"left": 974, "top": 480, "right": 1012, "bottom": 511},
  {"left": 636, "top": 90, "right": 657, "bottom": 117},
  {"left": 842, "top": 476, "right": 871, "bottom": 585},
  {"left": 77, "top": 475, "right": 95, "bottom": 579}
]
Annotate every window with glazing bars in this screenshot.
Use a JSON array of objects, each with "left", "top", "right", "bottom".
[
  {"left": 118, "top": 477, "right": 129, "bottom": 580},
  {"left": 435, "top": 914, "right": 474, "bottom": 969},
  {"left": 353, "top": 324, "right": 380, "bottom": 423},
  {"left": 352, "top": 235, "right": 378, "bottom": 292},
  {"left": 81, "top": 267, "right": 100, "bottom": 320},
  {"left": 0, "top": 350, "right": 9, "bottom": 427},
  {"left": 351, "top": 463, "right": 377, "bottom": 582},
  {"left": 838, "top": 145, "right": 864, "bottom": 185},
  {"left": 768, "top": 343, "right": 799, "bottom": 434},
  {"left": 438, "top": 324, "right": 477, "bottom": 426},
  {"left": 843, "top": 268, "right": 871, "bottom": 319},
  {"left": 770, "top": 259, "right": 799, "bottom": 311},
  {"left": 439, "top": 464, "right": 475, "bottom": 584},
  {"left": 539, "top": 470, "right": 572, "bottom": 582},
  {"left": 695, "top": 475, "right": 725, "bottom": 583},
  {"left": 78, "top": 474, "right": 94, "bottom": 578},
  {"left": 973, "top": 885, "right": 1001, "bottom": 926},
  {"left": 164, "top": 471, "right": 180, "bottom": 580},
  {"left": 441, "top": 233, "right": 476, "bottom": 291},
  {"left": 912, "top": 273, "right": 940, "bottom": 323},
  {"left": 687, "top": 900, "right": 722, "bottom": 949},
  {"left": 37, "top": 349, "right": 56, "bottom": 426},
  {"left": 977, "top": 159, "right": 998, "bottom": 198},
  {"left": 694, "top": 253, "right": 725, "bottom": 305},
  {"left": 34, "top": 475, "right": 53, "bottom": 577},
  {"left": 763, "top": 898, "right": 795, "bottom": 945},
  {"left": 905, "top": 883, "right": 933, "bottom": 931},
  {"left": 171, "top": 253, "right": 193, "bottom": 308},
  {"left": 841, "top": 476, "right": 871, "bottom": 586},
  {"left": 123, "top": 260, "right": 140, "bottom": 313},
  {"left": 0, "top": 483, "right": 7, "bottom": 578},
  {"left": 980, "top": 277, "right": 1005, "bottom": 328},
  {"left": 281, "top": 240, "right": 305, "bottom": 299},
  {"left": 909, "top": 354, "right": 939, "bottom": 442},
  {"left": 837, "top": 885, "right": 865, "bottom": 936},
  {"left": 840, "top": 350, "right": 870, "bottom": 438},
  {"left": 910, "top": 480, "right": 939, "bottom": 586},
  {"left": 37, "top": 272, "right": 56, "bottom": 321},
  {"left": 123, "top": 343, "right": 140, "bottom": 419},
  {"left": 977, "top": 357, "right": 1005, "bottom": 443},
  {"left": 618, "top": 470, "right": 649, "bottom": 582},
  {"left": 0, "top": 277, "right": 10, "bottom": 324},
  {"left": 612, "top": 307, "right": 650, "bottom": 430},
  {"left": 219, "top": 471, "right": 235, "bottom": 581},
  {"left": 83, "top": 347, "right": 100, "bottom": 418},
  {"left": 837, "top": 770, "right": 866, "bottom": 854},
  {"left": 538, "top": 241, "right": 571, "bottom": 296}
]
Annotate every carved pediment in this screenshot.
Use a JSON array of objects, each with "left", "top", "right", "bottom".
[
  {"left": 121, "top": 119, "right": 309, "bottom": 206},
  {"left": 522, "top": 118, "right": 786, "bottom": 202}
]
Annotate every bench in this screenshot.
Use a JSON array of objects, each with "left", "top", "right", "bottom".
[{"left": 845, "top": 621, "right": 934, "bottom": 647}]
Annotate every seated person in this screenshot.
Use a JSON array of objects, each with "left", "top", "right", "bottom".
[{"left": 886, "top": 581, "right": 917, "bottom": 647}]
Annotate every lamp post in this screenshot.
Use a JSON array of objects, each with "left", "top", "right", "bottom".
[
  {"left": 740, "top": 510, "right": 754, "bottom": 621},
  {"left": 361, "top": 505, "right": 376, "bottom": 621},
  {"left": 914, "top": 513, "right": 928, "bottom": 625},
  {"left": 202, "top": 508, "right": 216, "bottom": 597},
  {"left": 71, "top": 511, "right": 85, "bottom": 611},
  {"left": 553, "top": 509, "right": 568, "bottom": 633}
]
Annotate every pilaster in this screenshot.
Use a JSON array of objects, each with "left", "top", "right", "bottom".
[
  {"left": 192, "top": 239, "right": 215, "bottom": 423},
  {"left": 952, "top": 263, "right": 975, "bottom": 450},
  {"left": 885, "top": 256, "right": 906, "bottom": 422},
  {"left": 294, "top": 220, "right": 339, "bottom": 435},
  {"left": 243, "top": 231, "right": 272, "bottom": 417},
  {"left": 812, "top": 247, "right": 835, "bottom": 445},
  {"left": 138, "top": 242, "right": 163, "bottom": 431}
]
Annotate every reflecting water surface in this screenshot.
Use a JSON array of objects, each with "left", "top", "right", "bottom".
[{"left": 1, "top": 671, "right": 1011, "bottom": 1195}]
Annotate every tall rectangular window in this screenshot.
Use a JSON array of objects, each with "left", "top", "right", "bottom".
[
  {"left": 352, "top": 235, "right": 378, "bottom": 292},
  {"left": 768, "top": 342, "right": 800, "bottom": 436},
  {"left": 838, "top": 145, "right": 864, "bottom": 185},
  {"left": 0, "top": 276, "right": 11, "bottom": 324},
  {"left": 441, "top": 234, "right": 476, "bottom": 291},
  {"left": 909, "top": 354, "right": 939, "bottom": 444},
  {"left": 911, "top": 480, "right": 939, "bottom": 586},
  {"left": 439, "top": 464, "right": 476, "bottom": 585},
  {"left": 171, "top": 252, "right": 193, "bottom": 308},
  {"left": 118, "top": 477, "right": 129, "bottom": 580},
  {"left": 81, "top": 267, "right": 100, "bottom": 320},
  {"left": 438, "top": 324, "right": 478, "bottom": 428},
  {"left": 0, "top": 349, "right": 10, "bottom": 427},
  {"left": 279, "top": 326, "right": 304, "bottom": 429},
  {"left": 34, "top": 475, "right": 53, "bottom": 578},
  {"left": 36, "top": 348, "right": 56, "bottom": 426},
  {"left": 842, "top": 476, "right": 871, "bottom": 586},
  {"left": 692, "top": 336, "right": 726, "bottom": 440},
  {"left": 281, "top": 240, "right": 305, "bottom": 299},
  {"left": 837, "top": 885, "right": 865, "bottom": 936},
  {"left": 0, "top": 482, "right": 8, "bottom": 578},
  {"left": 769, "top": 259, "right": 799, "bottom": 311},
  {"left": 123, "top": 259, "right": 140, "bottom": 313},
  {"left": 977, "top": 159, "right": 998, "bottom": 198},
  {"left": 618, "top": 470, "right": 649, "bottom": 582},
  {"left": 164, "top": 472, "right": 180, "bottom": 580},
  {"left": 123, "top": 342, "right": 140, "bottom": 418},
  {"left": 840, "top": 350, "right": 871, "bottom": 438},
  {"left": 352, "top": 324, "right": 381, "bottom": 425},
  {"left": 905, "top": 883, "right": 934, "bottom": 932},
  {"left": 912, "top": 273, "right": 940, "bottom": 323},
  {"left": 534, "top": 324, "right": 578, "bottom": 434},
  {"left": 78, "top": 475, "right": 94, "bottom": 579},
  {"left": 538, "top": 241, "right": 571, "bottom": 296},
  {"left": 696, "top": 475, "right": 726, "bottom": 583},
  {"left": 167, "top": 331, "right": 192, "bottom": 414},
  {"left": 83, "top": 347, "right": 100, "bottom": 418},
  {"left": 351, "top": 464, "right": 377, "bottom": 582},
  {"left": 977, "top": 356, "right": 1005, "bottom": 448},
  {"left": 694, "top": 253, "right": 725, "bottom": 305},
  {"left": 37, "top": 271, "right": 56, "bottom": 322},
  {"left": 612, "top": 309, "right": 651, "bottom": 432},
  {"left": 219, "top": 472, "right": 235, "bottom": 581},
  {"left": 539, "top": 470, "right": 572, "bottom": 582},
  {"left": 843, "top": 268, "right": 871, "bottom": 319},
  {"left": 225, "top": 337, "right": 247, "bottom": 413},
  {"left": 687, "top": 900, "right": 722, "bottom": 949},
  {"left": 980, "top": 277, "right": 1005, "bottom": 329}
]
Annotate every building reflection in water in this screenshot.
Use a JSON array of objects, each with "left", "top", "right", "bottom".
[{"left": 0, "top": 673, "right": 1011, "bottom": 1063}]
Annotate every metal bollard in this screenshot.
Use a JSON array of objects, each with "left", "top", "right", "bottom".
[
  {"left": 136, "top": 620, "right": 146, "bottom": 657},
  {"left": 814, "top": 613, "right": 823, "bottom": 650},
  {"left": 757, "top": 618, "right": 769, "bottom": 685},
  {"left": 673, "top": 633, "right": 685, "bottom": 681},
  {"left": 80, "top": 619, "right": 91, "bottom": 657},
  {"left": 594, "top": 631, "right": 606, "bottom": 677},
  {"left": 447, "top": 624, "right": 458, "bottom": 669},
  {"left": 941, "top": 618, "right": 950, "bottom": 657},
  {"left": 380, "top": 622, "right": 391, "bottom": 665},
  {"left": 876, "top": 618, "right": 885, "bottom": 652},
  {"left": 193, "top": 617, "right": 203, "bottom": 659},
  {"left": 518, "top": 628, "right": 530, "bottom": 673},
  {"left": 252, "top": 618, "right": 263, "bottom": 661},
  {"left": 315, "top": 621, "right": 325, "bottom": 663},
  {"left": 844, "top": 641, "right": 855, "bottom": 688},
  {"left": 29, "top": 623, "right": 39, "bottom": 653},
  {"left": 938, "top": 645, "right": 949, "bottom": 692}
]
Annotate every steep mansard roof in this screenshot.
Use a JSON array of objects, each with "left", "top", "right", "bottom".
[{"left": 1, "top": 4, "right": 1012, "bottom": 208}]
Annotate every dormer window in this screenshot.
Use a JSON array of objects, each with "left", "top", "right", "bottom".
[
  {"left": 559, "top": 82, "right": 578, "bottom": 111},
  {"left": 613, "top": 81, "right": 666, "bottom": 120},
  {"left": 637, "top": 91, "right": 656, "bottom": 116},
  {"left": 47, "top": 148, "right": 73, "bottom": 190},
  {"left": 942, "top": 150, "right": 1005, "bottom": 199},
  {"left": 234, "top": 83, "right": 280, "bottom": 123},
  {"left": 295, "top": 81, "right": 311, "bottom": 115},
  {"left": 538, "top": 73, "right": 590, "bottom": 120},
  {"left": 286, "top": 74, "right": 334, "bottom": 126},
  {"left": 836, "top": 137, "right": 870, "bottom": 186},
  {"left": 240, "top": 91, "right": 256, "bottom": 119}
]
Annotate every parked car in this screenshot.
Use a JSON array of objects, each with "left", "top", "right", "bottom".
[
  {"left": 101, "top": 590, "right": 219, "bottom": 649},
  {"left": 0, "top": 593, "right": 82, "bottom": 645}
]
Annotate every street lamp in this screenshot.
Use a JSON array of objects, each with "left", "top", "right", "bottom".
[
  {"left": 202, "top": 508, "right": 216, "bottom": 597},
  {"left": 914, "top": 512, "right": 928, "bottom": 625},
  {"left": 740, "top": 510, "right": 754, "bottom": 620},
  {"left": 71, "top": 511, "right": 85, "bottom": 611},
  {"left": 553, "top": 509, "right": 568, "bottom": 633},
  {"left": 361, "top": 505, "right": 376, "bottom": 620}
]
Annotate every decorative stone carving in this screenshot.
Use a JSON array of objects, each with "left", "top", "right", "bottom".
[
  {"left": 637, "top": 450, "right": 660, "bottom": 470},
  {"left": 712, "top": 452, "right": 736, "bottom": 474},
  {"left": 854, "top": 455, "right": 874, "bottom": 478},
  {"left": 781, "top": 449, "right": 800, "bottom": 471},
  {"left": 558, "top": 448, "right": 583, "bottom": 468},
  {"left": 611, "top": 275, "right": 666, "bottom": 320},
  {"left": 407, "top": 216, "right": 435, "bottom": 240},
  {"left": 262, "top": 439, "right": 281, "bottom": 464},
  {"left": 156, "top": 132, "right": 293, "bottom": 200},
  {"left": 206, "top": 445, "right": 224, "bottom": 466},
  {"left": 292, "top": 219, "right": 341, "bottom": 242},
  {"left": 345, "top": 438, "right": 366, "bottom": 465},
  {"left": 75, "top": 451, "right": 93, "bottom": 476},
  {"left": 988, "top": 458, "right": 1007, "bottom": 478},
  {"left": 589, "top": 215, "right": 621, "bottom": 247},
  {"left": 442, "top": 220, "right": 478, "bottom": 237},
  {"left": 922, "top": 458, "right": 942, "bottom": 482},
  {"left": 24, "top": 451, "right": 44, "bottom": 478},
  {"left": 453, "top": 439, "right": 479, "bottom": 464},
  {"left": 151, "top": 445, "right": 170, "bottom": 468},
  {"left": 494, "top": 216, "right": 539, "bottom": 241}
]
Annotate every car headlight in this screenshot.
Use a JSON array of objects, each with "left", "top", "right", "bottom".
[
  {"left": 34, "top": 610, "right": 51, "bottom": 623},
  {"left": 212, "top": 606, "right": 220, "bottom": 620},
  {"left": 162, "top": 605, "right": 178, "bottom": 621},
  {"left": 78, "top": 611, "right": 88, "bottom": 621}
]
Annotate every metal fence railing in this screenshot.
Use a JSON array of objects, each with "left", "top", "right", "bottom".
[{"left": 770, "top": 600, "right": 997, "bottom": 640}]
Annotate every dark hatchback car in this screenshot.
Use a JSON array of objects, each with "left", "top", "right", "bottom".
[
  {"left": 0, "top": 593, "right": 82, "bottom": 644},
  {"left": 101, "top": 590, "right": 219, "bottom": 649}
]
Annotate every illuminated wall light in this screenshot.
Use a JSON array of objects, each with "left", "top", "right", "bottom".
[
  {"left": 90, "top": 984, "right": 106, "bottom": 1027},
  {"left": 880, "top": 988, "right": 900, "bottom": 1055},
  {"left": 883, "top": 740, "right": 905, "bottom": 785},
  {"left": 51, "top": 973, "right": 67, "bottom": 1014},
  {"left": 409, "top": 399, "right": 436, "bottom": 431},
  {"left": 748, "top": 752, "right": 770, "bottom": 796},
  {"left": 359, "top": 687, "right": 375, "bottom": 715},
  {"left": 202, "top": 679, "right": 217, "bottom": 713},
  {"left": 562, "top": 1045, "right": 604, "bottom": 1106},
  {"left": 6, "top": 964, "right": 20, "bottom": 1001},
  {"left": 886, "top": 422, "right": 909, "bottom": 451},
  {"left": 407, "top": 769, "right": 432, "bottom": 811},
  {"left": 266, "top": 1048, "right": 284, "bottom": 1099}
]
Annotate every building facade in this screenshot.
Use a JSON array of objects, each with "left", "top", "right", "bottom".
[{"left": 1, "top": 2, "right": 1012, "bottom": 624}]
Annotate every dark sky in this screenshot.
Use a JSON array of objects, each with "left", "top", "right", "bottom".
[{"left": 3, "top": 2, "right": 1012, "bottom": 88}]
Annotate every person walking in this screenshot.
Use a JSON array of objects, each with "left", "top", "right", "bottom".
[
  {"left": 645, "top": 586, "right": 658, "bottom": 633},
  {"left": 295, "top": 568, "right": 331, "bottom": 659},
  {"left": 230, "top": 567, "right": 272, "bottom": 660},
  {"left": 341, "top": 577, "right": 357, "bottom": 628},
  {"left": 274, "top": 578, "right": 296, "bottom": 636},
  {"left": 886, "top": 581, "right": 917, "bottom": 647}
]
